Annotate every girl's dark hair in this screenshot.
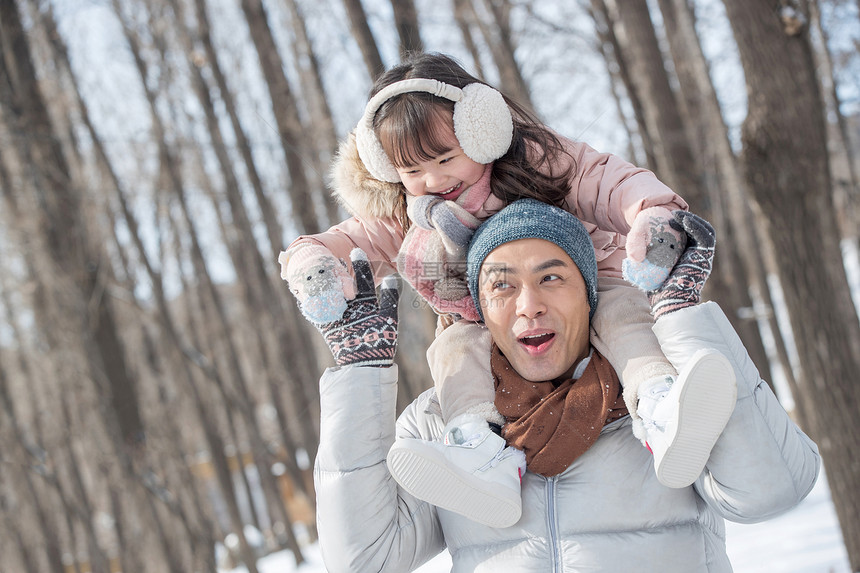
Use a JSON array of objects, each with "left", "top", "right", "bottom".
[{"left": 369, "top": 52, "right": 575, "bottom": 209}]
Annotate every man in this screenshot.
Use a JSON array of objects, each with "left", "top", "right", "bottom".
[{"left": 308, "top": 200, "right": 820, "bottom": 572}]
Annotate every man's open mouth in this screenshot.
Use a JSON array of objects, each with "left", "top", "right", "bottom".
[{"left": 519, "top": 333, "right": 554, "bottom": 347}]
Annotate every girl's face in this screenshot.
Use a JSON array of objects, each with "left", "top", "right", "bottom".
[{"left": 393, "top": 120, "right": 485, "bottom": 201}]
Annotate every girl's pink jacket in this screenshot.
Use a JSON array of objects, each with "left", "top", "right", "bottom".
[{"left": 287, "top": 132, "right": 688, "bottom": 281}]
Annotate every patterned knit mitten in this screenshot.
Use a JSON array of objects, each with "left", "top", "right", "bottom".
[
  {"left": 648, "top": 211, "right": 715, "bottom": 319},
  {"left": 279, "top": 244, "right": 357, "bottom": 324},
  {"left": 622, "top": 207, "right": 687, "bottom": 292},
  {"left": 314, "top": 249, "right": 399, "bottom": 368}
]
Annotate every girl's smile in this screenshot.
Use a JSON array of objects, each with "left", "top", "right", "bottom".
[{"left": 393, "top": 121, "right": 485, "bottom": 200}]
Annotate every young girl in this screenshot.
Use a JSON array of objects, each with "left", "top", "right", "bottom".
[{"left": 280, "top": 52, "right": 735, "bottom": 527}]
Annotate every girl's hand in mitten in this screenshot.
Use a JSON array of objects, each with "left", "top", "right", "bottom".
[
  {"left": 648, "top": 211, "right": 715, "bottom": 319},
  {"left": 408, "top": 195, "right": 477, "bottom": 249},
  {"left": 622, "top": 207, "right": 687, "bottom": 291},
  {"left": 397, "top": 194, "right": 481, "bottom": 321},
  {"left": 279, "top": 244, "right": 356, "bottom": 323},
  {"left": 314, "top": 249, "right": 399, "bottom": 368}
]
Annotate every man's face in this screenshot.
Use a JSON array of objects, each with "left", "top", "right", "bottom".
[{"left": 479, "top": 238, "right": 591, "bottom": 383}]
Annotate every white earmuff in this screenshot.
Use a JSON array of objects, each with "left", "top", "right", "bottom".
[{"left": 355, "top": 78, "right": 513, "bottom": 183}]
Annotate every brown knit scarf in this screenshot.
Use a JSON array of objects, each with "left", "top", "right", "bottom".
[{"left": 492, "top": 345, "right": 629, "bottom": 477}]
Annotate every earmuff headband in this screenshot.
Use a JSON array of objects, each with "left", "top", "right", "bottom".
[
  {"left": 361, "top": 79, "right": 465, "bottom": 131},
  {"left": 355, "top": 78, "right": 514, "bottom": 183}
]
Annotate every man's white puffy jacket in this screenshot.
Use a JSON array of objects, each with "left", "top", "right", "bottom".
[{"left": 314, "top": 302, "right": 820, "bottom": 572}]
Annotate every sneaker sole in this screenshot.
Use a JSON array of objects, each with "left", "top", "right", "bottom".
[
  {"left": 656, "top": 349, "right": 738, "bottom": 489},
  {"left": 386, "top": 441, "right": 522, "bottom": 528}
]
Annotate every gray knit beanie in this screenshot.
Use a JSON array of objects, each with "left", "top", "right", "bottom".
[{"left": 467, "top": 199, "right": 598, "bottom": 320}]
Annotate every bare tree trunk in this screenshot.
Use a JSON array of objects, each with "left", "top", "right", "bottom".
[
  {"left": 27, "top": 268, "right": 134, "bottom": 573},
  {"left": 587, "top": 0, "right": 657, "bottom": 170},
  {"left": 158, "top": 263, "right": 259, "bottom": 565},
  {"left": 149, "top": 46, "right": 306, "bottom": 558},
  {"left": 0, "top": 290, "right": 90, "bottom": 573},
  {"left": 110, "top": 3, "right": 261, "bottom": 570},
  {"left": 7, "top": 195, "right": 183, "bottom": 573},
  {"left": 140, "top": 470, "right": 194, "bottom": 573},
  {"left": 177, "top": 0, "right": 324, "bottom": 463},
  {"left": 17, "top": 0, "right": 88, "bottom": 187},
  {"left": 0, "top": 483, "right": 40, "bottom": 573},
  {"left": 0, "top": 368, "right": 65, "bottom": 573},
  {"left": 809, "top": 0, "right": 860, "bottom": 238},
  {"left": 173, "top": 243, "right": 264, "bottom": 530},
  {"left": 0, "top": 191, "right": 78, "bottom": 573},
  {"left": 158, "top": 113, "right": 308, "bottom": 559},
  {"left": 57, "top": 401, "right": 114, "bottom": 573},
  {"left": 167, "top": 164, "right": 273, "bottom": 556},
  {"left": 720, "top": 1, "right": 860, "bottom": 568},
  {"left": 605, "top": 0, "right": 762, "bottom": 371},
  {"left": 146, "top": 305, "right": 243, "bottom": 555},
  {"left": 0, "top": 0, "right": 144, "bottom": 453},
  {"left": 342, "top": 0, "right": 385, "bottom": 78},
  {"left": 607, "top": 0, "right": 769, "bottom": 383},
  {"left": 59, "top": 492, "right": 86, "bottom": 573},
  {"left": 452, "top": 0, "right": 486, "bottom": 78},
  {"left": 0, "top": 318, "right": 40, "bottom": 573},
  {"left": 154, "top": 291, "right": 262, "bottom": 573},
  {"left": 284, "top": 0, "right": 342, "bottom": 225},
  {"left": 471, "top": 0, "right": 532, "bottom": 107},
  {"left": 390, "top": 0, "right": 424, "bottom": 56},
  {"left": 190, "top": 0, "right": 288, "bottom": 258},
  {"left": 656, "top": 0, "right": 800, "bottom": 412},
  {"left": 187, "top": 386, "right": 262, "bottom": 573},
  {"left": 238, "top": 0, "right": 321, "bottom": 234},
  {"left": 143, "top": 327, "right": 219, "bottom": 572},
  {"left": 181, "top": 199, "right": 307, "bottom": 561},
  {"left": 73, "top": 46, "right": 234, "bottom": 572},
  {"left": 28, "top": 7, "right": 189, "bottom": 570},
  {"left": 0, "top": 272, "right": 47, "bottom": 451},
  {"left": 584, "top": 0, "right": 645, "bottom": 165},
  {"left": 188, "top": 0, "right": 327, "bottom": 418},
  {"left": 39, "top": 16, "right": 236, "bottom": 550},
  {"left": 193, "top": 163, "right": 318, "bottom": 502},
  {"left": 653, "top": 0, "right": 775, "bottom": 385},
  {"left": 653, "top": 0, "right": 713, "bottom": 180},
  {"left": 392, "top": 288, "right": 437, "bottom": 411},
  {"left": 607, "top": 0, "right": 702, "bottom": 202},
  {"left": 2, "top": 6, "right": 167, "bottom": 568},
  {"left": 106, "top": 472, "right": 147, "bottom": 573}
]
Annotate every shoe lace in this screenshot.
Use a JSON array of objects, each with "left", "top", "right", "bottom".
[
  {"left": 643, "top": 418, "right": 668, "bottom": 433},
  {"left": 477, "top": 445, "right": 509, "bottom": 471},
  {"left": 638, "top": 376, "right": 674, "bottom": 432}
]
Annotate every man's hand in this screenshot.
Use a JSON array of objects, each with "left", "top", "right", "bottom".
[
  {"left": 311, "top": 249, "right": 399, "bottom": 368},
  {"left": 648, "top": 211, "right": 715, "bottom": 319}
]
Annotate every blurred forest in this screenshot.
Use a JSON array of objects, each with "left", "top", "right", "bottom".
[{"left": 1, "top": 0, "right": 859, "bottom": 571}]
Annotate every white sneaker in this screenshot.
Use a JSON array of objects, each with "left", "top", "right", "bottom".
[
  {"left": 386, "top": 415, "right": 525, "bottom": 528},
  {"left": 638, "top": 349, "right": 737, "bottom": 488}
]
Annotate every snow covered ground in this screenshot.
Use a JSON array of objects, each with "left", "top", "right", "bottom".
[
  {"left": 223, "top": 467, "right": 850, "bottom": 573},
  {"left": 723, "top": 469, "right": 849, "bottom": 572}
]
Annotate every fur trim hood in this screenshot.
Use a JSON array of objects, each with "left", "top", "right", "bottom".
[{"left": 329, "top": 130, "right": 405, "bottom": 220}]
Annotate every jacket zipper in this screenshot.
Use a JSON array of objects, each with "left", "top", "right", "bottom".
[{"left": 545, "top": 475, "right": 562, "bottom": 573}]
